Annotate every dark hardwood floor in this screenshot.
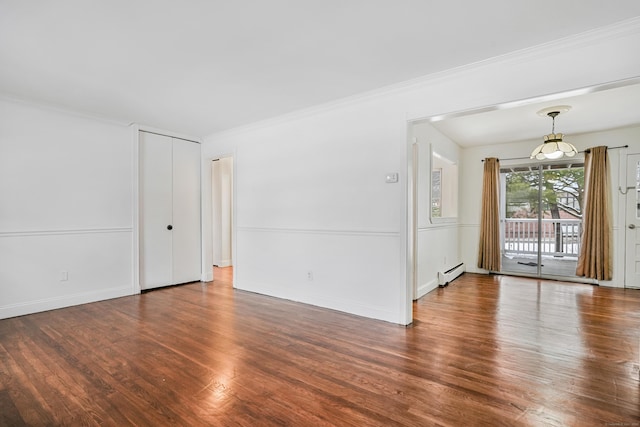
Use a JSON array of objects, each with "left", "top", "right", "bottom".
[{"left": 1, "top": 269, "right": 639, "bottom": 426}]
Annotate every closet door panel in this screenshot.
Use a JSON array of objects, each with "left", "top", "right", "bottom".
[
  {"left": 172, "top": 139, "right": 201, "bottom": 284},
  {"left": 139, "top": 132, "right": 173, "bottom": 289}
]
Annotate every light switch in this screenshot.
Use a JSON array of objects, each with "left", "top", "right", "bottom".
[{"left": 386, "top": 173, "right": 399, "bottom": 183}]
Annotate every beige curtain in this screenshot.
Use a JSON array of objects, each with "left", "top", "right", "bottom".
[
  {"left": 576, "top": 146, "right": 612, "bottom": 280},
  {"left": 477, "top": 158, "right": 501, "bottom": 271}
]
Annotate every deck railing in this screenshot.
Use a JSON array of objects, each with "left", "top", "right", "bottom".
[{"left": 503, "top": 218, "right": 582, "bottom": 258}]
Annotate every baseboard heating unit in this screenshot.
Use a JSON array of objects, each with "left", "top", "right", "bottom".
[{"left": 438, "top": 263, "right": 465, "bottom": 287}]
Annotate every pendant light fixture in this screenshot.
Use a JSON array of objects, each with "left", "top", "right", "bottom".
[{"left": 530, "top": 106, "right": 578, "bottom": 160}]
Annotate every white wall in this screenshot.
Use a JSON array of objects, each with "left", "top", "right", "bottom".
[
  {"left": 208, "top": 106, "right": 408, "bottom": 323},
  {"left": 411, "top": 122, "right": 461, "bottom": 298},
  {"left": 0, "top": 99, "right": 136, "bottom": 319},
  {"left": 202, "top": 20, "right": 640, "bottom": 325},
  {"left": 460, "top": 125, "right": 640, "bottom": 287}
]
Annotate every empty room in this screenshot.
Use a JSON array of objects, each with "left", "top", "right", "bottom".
[{"left": 1, "top": 1, "right": 640, "bottom": 425}]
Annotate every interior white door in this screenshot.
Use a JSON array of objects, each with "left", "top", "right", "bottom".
[
  {"left": 140, "top": 132, "right": 173, "bottom": 288},
  {"left": 625, "top": 153, "right": 640, "bottom": 289},
  {"left": 140, "top": 132, "right": 201, "bottom": 290},
  {"left": 172, "top": 139, "right": 201, "bottom": 284}
]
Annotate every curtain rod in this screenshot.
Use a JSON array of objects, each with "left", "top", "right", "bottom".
[{"left": 480, "top": 145, "right": 629, "bottom": 162}]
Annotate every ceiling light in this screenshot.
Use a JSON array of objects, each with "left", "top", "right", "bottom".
[{"left": 530, "top": 108, "right": 577, "bottom": 160}]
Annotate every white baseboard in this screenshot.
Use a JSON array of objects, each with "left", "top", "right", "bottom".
[
  {"left": 415, "top": 279, "right": 438, "bottom": 300},
  {"left": 235, "top": 280, "right": 402, "bottom": 324},
  {"left": 0, "top": 286, "right": 134, "bottom": 320}
]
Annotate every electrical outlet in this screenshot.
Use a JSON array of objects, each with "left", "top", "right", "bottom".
[
  {"left": 307, "top": 271, "right": 313, "bottom": 281},
  {"left": 60, "top": 271, "right": 68, "bottom": 281}
]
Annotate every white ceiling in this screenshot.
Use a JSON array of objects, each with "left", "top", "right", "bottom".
[
  {"left": 430, "top": 81, "right": 640, "bottom": 147},
  {"left": 1, "top": 1, "right": 640, "bottom": 137}
]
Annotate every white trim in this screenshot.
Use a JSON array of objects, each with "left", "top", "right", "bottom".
[
  {"left": 415, "top": 279, "right": 438, "bottom": 300},
  {"left": 417, "top": 223, "right": 459, "bottom": 231},
  {"left": 408, "top": 138, "right": 418, "bottom": 305},
  {"left": 232, "top": 150, "right": 238, "bottom": 288},
  {"left": 0, "top": 285, "right": 133, "bottom": 320},
  {"left": 235, "top": 280, "right": 399, "bottom": 324},
  {"left": 399, "top": 124, "right": 411, "bottom": 326},
  {"left": 0, "top": 227, "right": 132, "bottom": 238},
  {"left": 204, "top": 152, "right": 236, "bottom": 283},
  {"left": 0, "top": 94, "right": 131, "bottom": 127},
  {"left": 197, "top": 142, "right": 204, "bottom": 283},
  {"left": 459, "top": 223, "right": 481, "bottom": 228},
  {"left": 237, "top": 226, "right": 400, "bottom": 238},
  {"left": 137, "top": 125, "right": 202, "bottom": 144},
  {"left": 131, "top": 124, "right": 141, "bottom": 294},
  {"left": 201, "top": 152, "right": 212, "bottom": 282},
  {"left": 201, "top": 154, "right": 211, "bottom": 283}
]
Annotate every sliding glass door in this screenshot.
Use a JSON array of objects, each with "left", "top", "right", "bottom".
[{"left": 500, "top": 163, "right": 584, "bottom": 279}]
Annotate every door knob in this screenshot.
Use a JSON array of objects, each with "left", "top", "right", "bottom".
[
  {"left": 629, "top": 224, "right": 636, "bottom": 229},
  {"left": 167, "top": 225, "right": 173, "bottom": 230}
]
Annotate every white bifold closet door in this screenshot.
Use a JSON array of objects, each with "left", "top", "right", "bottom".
[{"left": 139, "top": 131, "right": 201, "bottom": 290}]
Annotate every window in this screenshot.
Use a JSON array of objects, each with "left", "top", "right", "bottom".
[{"left": 430, "top": 151, "right": 458, "bottom": 221}]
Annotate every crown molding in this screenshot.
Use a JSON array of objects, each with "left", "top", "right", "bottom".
[
  {"left": 206, "top": 17, "right": 640, "bottom": 142},
  {"left": 0, "top": 93, "right": 132, "bottom": 128},
  {"left": 136, "top": 124, "right": 202, "bottom": 144}
]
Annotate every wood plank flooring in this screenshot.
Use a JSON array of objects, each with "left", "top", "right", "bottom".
[{"left": 1, "top": 269, "right": 639, "bottom": 426}]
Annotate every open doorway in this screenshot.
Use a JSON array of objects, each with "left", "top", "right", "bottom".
[
  {"left": 500, "top": 162, "right": 584, "bottom": 279},
  {"left": 211, "top": 157, "right": 233, "bottom": 274},
  {"left": 213, "top": 266, "right": 234, "bottom": 285}
]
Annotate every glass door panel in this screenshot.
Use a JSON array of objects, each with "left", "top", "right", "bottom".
[
  {"left": 539, "top": 167, "right": 583, "bottom": 277},
  {"left": 502, "top": 167, "right": 542, "bottom": 276},
  {"left": 501, "top": 163, "right": 584, "bottom": 279}
]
